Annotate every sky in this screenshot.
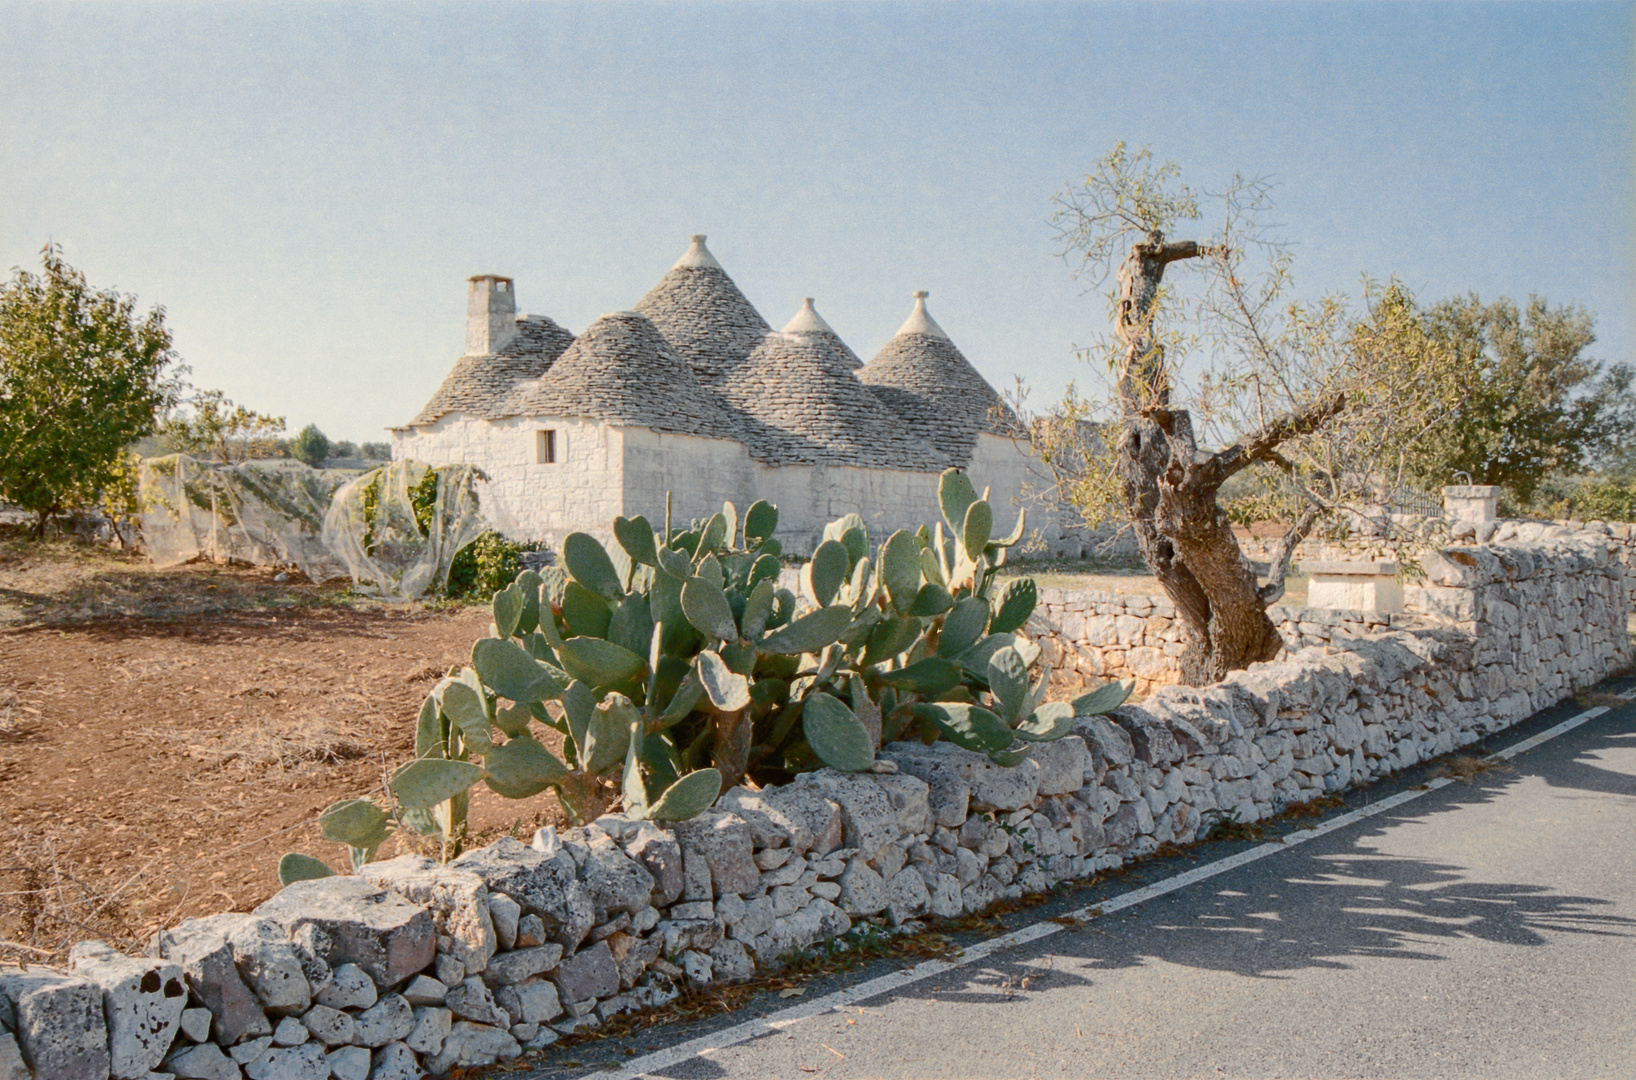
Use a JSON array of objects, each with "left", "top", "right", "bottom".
[{"left": 2, "top": 1, "right": 1631, "bottom": 444}]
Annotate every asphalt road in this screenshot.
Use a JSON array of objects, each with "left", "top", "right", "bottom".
[{"left": 527, "top": 691, "right": 1636, "bottom": 1080}]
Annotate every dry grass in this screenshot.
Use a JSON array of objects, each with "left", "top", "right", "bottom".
[
  {"left": 1434, "top": 754, "right": 1514, "bottom": 783},
  {"left": 135, "top": 714, "right": 374, "bottom": 780}
]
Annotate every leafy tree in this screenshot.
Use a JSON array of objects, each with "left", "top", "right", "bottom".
[
  {"left": 1031, "top": 145, "right": 1461, "bottom": 684},
  {"left": 1406, "top": 295, "right": 1633, "bottom": 503},
  {"left": 0, "top": 244, "right": 183, "bottom": 536},
  {"left": 359, "top": 441, "right": 391, "bottom": 461},
  {"left": 158, "top": 388, "right": 285, "bottom": 463},
  {"left": 291, "top": 423, "right": 331, "bottom": 467}
]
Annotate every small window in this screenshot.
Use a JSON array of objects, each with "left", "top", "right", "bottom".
[{"left": 536, "top": 429, "right": 557, "bottom": 464}]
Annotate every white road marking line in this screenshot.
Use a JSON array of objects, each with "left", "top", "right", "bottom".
[{"left": 591, "top": 696, "right": 1629, "bottom": 1080}]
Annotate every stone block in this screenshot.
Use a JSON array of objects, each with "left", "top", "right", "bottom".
[
  {"left": 297, "top": 1005, "right": 352, "bottom": 1048},
  {"left": 312, "top": 965, "right": 374, "bottom": 1012},
  {"left": 551, "top": 940, "right": 619, "bottom": 1003},
  {"left": 403, "top": 1007, "right": 450, "bottom": 1056},
  {"left": 163, "top": 1042, "right": 239, "bottom": 1080},
  {"left": 424, "top": 1022, "right": 519, "bottom": 1076},
  {"left": 448, "top": 838, "right": 594, "bottom": 954},
  {"left": 359, "top": 855, "right": 497, "bottom": 976},
  {"left": 668, "top": 811, "right": 760, "bottom": 897},
  {"left": 254, "top": 878, "right": 434, "bottom": 990},
  {"left": 580, "top": 833, "right": 657, "bottom": 918},
  {"left": 480, "top": 944, "right": 563, "bottom": 986},
  {"left": 864, "top": 773, "right": 933, "bottom": 837},
  {"left": 755, "top": 784, "right": 843, "bottom": 855},
  {"left": 794, "top": 771, "right": 900, "bottom": 859},
  {"left": 0, "top": 1034, "right": 26, "bottom": 1080},
  {"left": 835, "top": 860, "right": 888, "bottom": 916},
  {"left": 148, "top": 919, "right": 271, "bottom": 1045},
  {"left": 1030, "top": 736, "right": 1090, "bottom": 795},
  {"left": 69, "top": 940, "right": 189, "bottom": 1079},
  {"left": 0, "top": 969, "right": 111, "bottom": 1080},
  {"left": 324, "top": 1046, "right": 370, "bottom": 1080},
  {"left": 444, "top": 978, "right": 509, "bottom": 1029},
  {"left": 351, "top": 995, "right": 413, "bottom": 1048}
]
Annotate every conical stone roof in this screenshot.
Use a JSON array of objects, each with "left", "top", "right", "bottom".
[
  {"left": 857, "top": 292, "right": 1013, "bottom": 468},
  {"left": 719, "top": 326, "right": 943, "bottom": 471},
  {"left": 412, "top": 314, "right": 575, "bottom": 425},
  {"left": 512, "top": 311, "right": 737, "bottom": 440},
  {"left": 781, "top": 297, "right": 862, "bottom": 370},
  {"left": 634, "top": 235, "right": 771, "bottom": 383}
]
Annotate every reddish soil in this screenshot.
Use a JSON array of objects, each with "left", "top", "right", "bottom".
[{"left": 0, "top": 541, "right": 569, "bottom": 964}]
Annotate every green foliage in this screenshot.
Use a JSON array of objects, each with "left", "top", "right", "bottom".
[
  {"left": 298, "top": 477, "right": 1130, "bottom": 872},
  {"left": 0, "top": 244, "right": 184, "bottom": 535},
  {"left": 157, "top": 388, "right": 286, "bottom": 463},
  {"left": 290, "top": 423, "right": 331, "bottom": 467},
  {"left": 1408, "top": 294, "right": 1634, "bottom": 503}
]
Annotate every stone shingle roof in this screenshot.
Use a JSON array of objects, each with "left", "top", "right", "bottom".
[
  {"left": 512, "top": 311, "right": 737, "bottom": 440},
  {"left": 856, "top": 292, "right": 1014, "bottom": 468},
  {"left": 718, "top": 328, "right": 944, "bottom": 471},
  {"left": 411, "top": 315, "right": 574, "bottom": 426},
  {"left": 633, "top": 236, "right": 770, "bottom": 382},
  {"left": 781, "top": 298, "right": 862, "bottom": 370}
]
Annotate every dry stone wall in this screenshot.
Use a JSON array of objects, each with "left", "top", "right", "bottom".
[{"left": 1, "top": 533, "right": 1626, "bottom": 1080}]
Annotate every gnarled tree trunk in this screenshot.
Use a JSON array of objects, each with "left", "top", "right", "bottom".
[{"left": 1113, "top": 233, "right": 1341, "bottom": 685}]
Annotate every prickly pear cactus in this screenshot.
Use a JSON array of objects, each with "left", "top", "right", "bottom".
[{"left": 286, "top": 470, "right": 1131, "bottom": 872}]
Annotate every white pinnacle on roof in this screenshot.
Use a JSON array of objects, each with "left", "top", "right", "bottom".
[
  {"left": 893, "top": 290, "right": 950, "bottom": 340},
  {"left": 782, "top": 297, "right": 836, "bottom": 337},
  {"left": 671, "top": 234, "right": 724, "bottom": 270}
]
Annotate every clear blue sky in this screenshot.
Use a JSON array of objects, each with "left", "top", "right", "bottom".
[{"left": 3, "top": 1, "right": 1631, "bottom": 444}]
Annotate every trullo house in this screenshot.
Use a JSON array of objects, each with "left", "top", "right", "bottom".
[{"left": 391, "top": 236, "right": 1055, "bottom": 553}]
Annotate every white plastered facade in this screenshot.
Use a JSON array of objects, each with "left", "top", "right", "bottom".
[{"left": 392, "top": 415, "right": 1047, "bottom": 555}]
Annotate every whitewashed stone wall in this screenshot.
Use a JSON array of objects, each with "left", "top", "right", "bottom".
[
  {"left": 395, "top": 421, "right": 1047, "bottom": 557},
  {"left": 390, "top": 415, "right": 628, "bottom": 543},
  {"left": 8, "top": 537, "right": 1623, "bottom": 1080}
]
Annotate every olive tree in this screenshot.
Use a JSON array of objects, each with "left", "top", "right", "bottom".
[
  {"left": 0, "top": 245, "right": 182, "bottom": 536},
  {"left": 1030, "top": 146, "right": 1461, "bottom": 684}
]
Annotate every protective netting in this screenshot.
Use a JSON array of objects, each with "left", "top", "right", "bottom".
[
  {"left": 138, "top": 456, "right": 488, "bottom": 599},
  {"left": 321, "top": 461, "right": 487, "bottom": 599}
]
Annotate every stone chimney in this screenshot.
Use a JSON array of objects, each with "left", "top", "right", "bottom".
[{"left": 466, "top": 274, "right": 517, "bottom": 355}]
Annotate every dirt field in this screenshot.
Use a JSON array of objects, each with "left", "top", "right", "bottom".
[
  {"left": 0, "top": 537, "right": 569, "bottom": 965},
  {"left": 0, "top": 536, "right": 1280, "bottom": 966}
]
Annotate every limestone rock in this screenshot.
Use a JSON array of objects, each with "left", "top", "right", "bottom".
[
  {"left": 794, "top": 771, "right": 899, "bottom": 861},
  {"left": 163, "top": 1041, "right": 239, "bottom": 1080},
  {"left": 621, "top": 823, "right": 684, "bottom": 907},
  {"left": 481, "top": 945, "right": 563, "bottom": 986},
  {"left": 486, "top": 894, "right": 520, "bottom": 952},
  {"left": 297, "top": 1005, "right": 353, "bottom": 1047},
  {"left": 580, "top": 833, "right": 656, "bottom": 918},
  {"left": 403, "top": 1007, "right": 450, "bottom": 1056},
  {"left": 254, "top": 878, "right": 435, "bottom": 990},
  {"left": 866, "top": 772, "right": 933, "bottom": 836},
  {"left": 0, "top": 1033, "right": 28, "bottom": 1080},
  {"left": 69, "top": 939, "right": 189, "bottom": 1079},
  {"left": 366, "top": 1042, "right": 419, "bottom": 1080},
  {"left": 424, "top": 1021, "right": 519, "bottom": 1075},
  {"left": 754, "top": 784, "right": 842, "bottom": 855},
  {"left": 877, "top": 742, "right": 972, "bottom": 828},
  {"left": 0, "top": 969, "right": 111, "bottom": 1080},
  {"left": 835, "top": 860, "right": 888, "bottom": 916},
  {"left": 713, "top": 787, "right": 793, "bottom": 848},
  {"left": 359, "top": 855, "right": 497, "bottom": 977},
  {"left": 269, "top": 1017, "right": 307, "bottom": 1047},
  {"left": 178, "top": 1008, "right": 212, "bottom": 1044},
  {"left": 1030, "top": 736, "right": 1090, "bottom": 796},
  {"left": 884, "top": 868, "right": 930, "bottom": 925},
  {"left": 324, "top": 1045, "right": 370, "bottom": 1080},
  {"left": 493, "top": 980, "right": 561, "bottom": 1026},
  {"left": 241, "top": 1042, "right": 326, "bottom": 1080},
  {"left": 449, "top": 838, "right": 593, "bottom": 953},
  {"left": 669, "top": 811, "right": 759, "bottom": 897},
  {"left": 444, "top": 978, "right": 509, "bottom": 1029},
  {"left": 149, "top": 919, "right": 272, "bottom": 1045},
  {"left": 707, "top": 939, "right": 755, "bottom": 982},
  {"left": 551, "top": 940, "right": 618, "bottom": 1003},
  {"left": 352, "top": 995, "right": 414, "bottom": 1048},
  {"left": 312, "top": 965, "right": 374, "bottom": 1012}
]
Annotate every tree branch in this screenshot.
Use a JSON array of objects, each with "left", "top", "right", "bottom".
[
  {"left": 1213, "top": 391, "right": 1346, "bottom": 482},
  {"left": 1257, "top": 502, "right": 1322, "bottom": 604}
]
